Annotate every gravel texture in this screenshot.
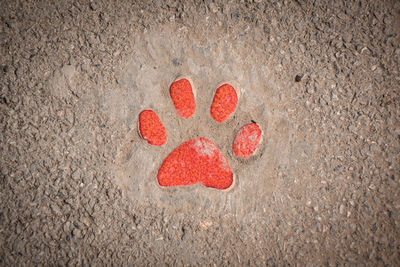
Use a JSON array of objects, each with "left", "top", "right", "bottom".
[{"left": 1, "top": 0, "right": 399, "bottom": 265}]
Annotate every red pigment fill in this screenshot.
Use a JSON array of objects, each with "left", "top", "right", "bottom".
[
  {"left": 170, "top": 78, "right": 196, "bottom": 118},
  {"left": 233, "top": 123, "right": 262, "bottom": 158},
  {"left": 139, "top": 110, "right": 167, "bottom": 146},
  {"left": 158, "top": 137, "right": 233, "bottom": 189},
  {"left": 210, "top": 83, "right": 238, "bottom": 123}
]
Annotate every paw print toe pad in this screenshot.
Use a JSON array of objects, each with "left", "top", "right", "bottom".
[
  {"left": 233, "top": 123, "right": 262, "bottom": 158},
  {"left": 170, "top": 78, "right": 196, "bottom": 118},
  {"left": 139, "top": 110, "right": 167, "bottom": 146},
  {"left": 210, "top": 84, "right": 238, "bottom": 123}
]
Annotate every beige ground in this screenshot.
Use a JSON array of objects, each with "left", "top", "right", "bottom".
[{"left": 1, "top": 0, "right": 399, "bottom": 265}]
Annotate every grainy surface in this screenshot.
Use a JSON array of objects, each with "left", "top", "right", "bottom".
[{"left": 1, "top": 0, "right": 399, "bottom": 265}]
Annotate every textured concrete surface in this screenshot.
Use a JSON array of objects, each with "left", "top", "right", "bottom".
[{"left": 1, "top": 0, "right": 399, "bottom": 265}]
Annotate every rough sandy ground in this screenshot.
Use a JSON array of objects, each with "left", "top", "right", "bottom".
[{"left": 1, "top": 0, "right": 399, "bottom": 265}]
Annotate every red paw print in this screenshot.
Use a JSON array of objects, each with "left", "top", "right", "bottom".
[{"left": 139, "top": 78, "right": 262, "bottom": 190}]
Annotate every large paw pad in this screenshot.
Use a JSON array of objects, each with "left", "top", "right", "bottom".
[{"left": 157, "top": 138, "right": 233, "bottom": 190}]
